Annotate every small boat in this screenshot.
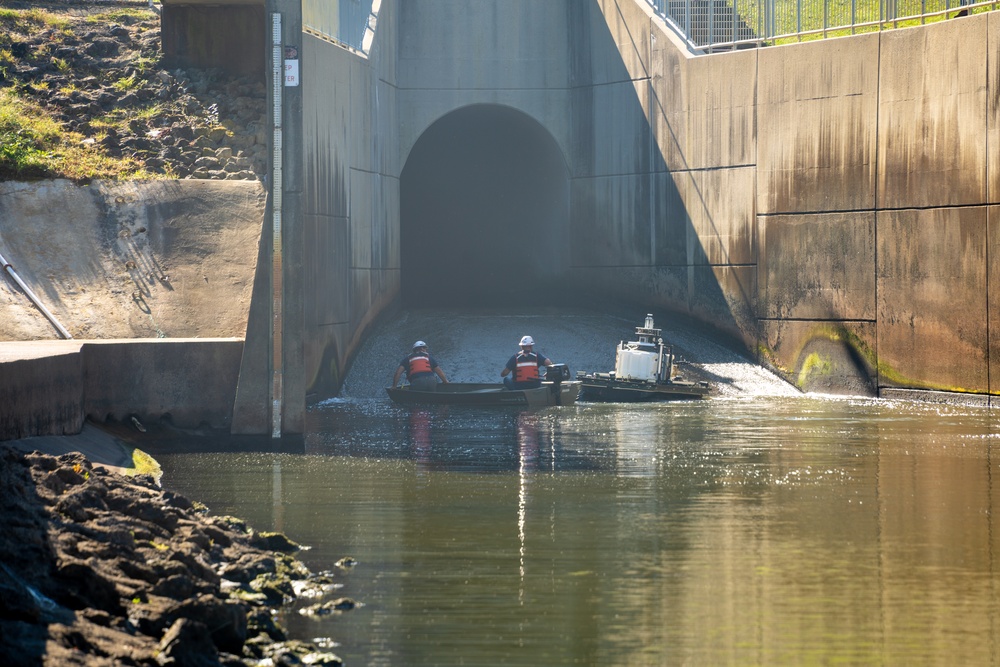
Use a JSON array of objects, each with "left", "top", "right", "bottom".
[
  {"left": 387, "top": 365, "right": 581, "bottom": 407},
  {"left": 577, "top": 314, "right": 710, "bottom": 402}
]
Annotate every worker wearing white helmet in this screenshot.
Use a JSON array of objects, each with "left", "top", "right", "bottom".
[
  {"left": 501, "top": 335, "right": 554, "bottom": 390},
  {"left": 393, "top": 340, "right": 448, "bottom": 391}
]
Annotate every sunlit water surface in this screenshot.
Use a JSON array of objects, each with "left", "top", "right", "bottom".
[{"left": 157, "top": 394, "right": 1000, "bottom": 666}]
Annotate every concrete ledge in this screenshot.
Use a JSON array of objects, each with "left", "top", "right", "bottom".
[
  {"left": 879, "top": 388, "right": 991, "bottom": 407},
  {"left": 0, "top": 339, "right": 244, "bottom": 441},
  {"left": 0, "top": 342, "right": 84, "bottom": 440}
]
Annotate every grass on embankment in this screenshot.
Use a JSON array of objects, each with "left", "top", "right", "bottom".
[{"left": 0, "top": 6, "right": 167, "bottom": 181}]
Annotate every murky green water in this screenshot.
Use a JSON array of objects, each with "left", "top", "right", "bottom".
[{"left": 156, "top": 394, "right": 1000, "bottom": 666}]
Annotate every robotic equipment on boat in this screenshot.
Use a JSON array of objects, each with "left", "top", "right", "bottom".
[{"left": 577, "top": 314, "right": 710, "bottom": 402}]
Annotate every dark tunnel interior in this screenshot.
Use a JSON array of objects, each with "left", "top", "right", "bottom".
[{"left": 400, "top": 104, "right": 571, "bottom": 307}]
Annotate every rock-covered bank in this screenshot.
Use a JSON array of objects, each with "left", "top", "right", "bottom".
[
  {"left": 1, "top": 1, "right": 267, "bottom": 182},
  {"left": 0, "top": 445, "right": 353, "bottom": 666}
]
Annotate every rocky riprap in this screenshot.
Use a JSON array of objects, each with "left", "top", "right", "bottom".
[
  {"left": 2, "top": 2, "right": 267, "bottom": 181},
  {"left": 0, "top": 445, "right": 355, "bottom": 666}
]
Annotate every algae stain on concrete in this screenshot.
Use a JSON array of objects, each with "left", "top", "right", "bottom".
[{"left": 797, "top": 352, "right": 833, "bottom": 387}]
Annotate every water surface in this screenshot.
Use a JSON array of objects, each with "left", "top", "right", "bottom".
[{"left": 157, "top": 393, "right": 1000, "bottom": 666}]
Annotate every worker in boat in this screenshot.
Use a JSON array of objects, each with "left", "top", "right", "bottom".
[
  {"left": 501, "top": 335, "right": 554, "bottom": 390},
  {"left": 393, "top": 340, "right": 449, "bottom": 391}
]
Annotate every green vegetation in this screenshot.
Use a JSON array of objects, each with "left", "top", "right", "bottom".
[
  {"left": 133, "top": 55, "right": 159, "bottom": 75},
  {"left": 0, "top": 6, "right": 173, "bottom": 182},
  {"left": 731, "top": 0, "right": 993, "bottom": 46},
  {"left": 797, "top": 352, "right": 833, "bottom": 386},
  {"left": 126, "top": 447, "right": 163, "bottom": 479},
  {"left": 0, "top": 89, "right": 162, "bottom": 181},
  {"left": 0, "top": 89, "right": 60, "bottom": 178},
  {"left": 85, "top": 8, "right": 154, "bottom": 25},
  {"left": 0, "top": 8, "right": 70, "bottom": 34},
  {"left": 112, "top": 72, "right": 140, "bottom": 92}
]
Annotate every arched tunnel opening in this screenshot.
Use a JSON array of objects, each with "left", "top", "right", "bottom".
[{"left": 400, "top": 105, "right": 571, "bottom": 307}]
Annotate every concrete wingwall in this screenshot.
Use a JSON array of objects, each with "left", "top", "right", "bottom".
[
  {"left": 570, "top": 1, "right": 1000, "bottom": 399},
  {"left": 298, "top": 2, "right": 400, "bottom": 400},
  {"left": 299, "top": 0, "right": 998, "bottom": 406}
]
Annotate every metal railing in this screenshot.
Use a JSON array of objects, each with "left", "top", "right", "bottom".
[{"left": 646, "top": 0, "right": 997, "bottom": 52}]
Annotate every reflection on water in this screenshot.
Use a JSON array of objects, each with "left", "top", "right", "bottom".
[{"left": 156, "top": 395, "right": 1000, "bottom": 666}]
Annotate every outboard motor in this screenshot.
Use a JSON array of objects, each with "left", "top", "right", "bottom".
[
  {"left": 545, "top": 363, "right": 571, "bottom": 405},
  {"left": 545, "top": 363, "right": 570, "bottom": 386}
]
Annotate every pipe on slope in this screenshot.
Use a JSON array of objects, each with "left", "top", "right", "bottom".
[{"left": 0, "top": 249, "right": 73, "bottom": 340}]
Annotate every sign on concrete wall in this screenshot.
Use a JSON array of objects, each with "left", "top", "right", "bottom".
[{"left": 284, "top": 46, "right": 299, "bottom": 86}]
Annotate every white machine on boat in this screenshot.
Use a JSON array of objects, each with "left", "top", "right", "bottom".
[
  {"left": 577, "top": 314, "right": 709, "bottom": 401},
  {"left": 613, "top": 313, "right": 674, "bottom": 383}
]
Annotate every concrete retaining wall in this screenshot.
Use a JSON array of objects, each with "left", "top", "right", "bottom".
[
  {"left": 298, "top": 0, "right": 998, "bottom": 402},
  {"left": 587, "top": 2, "right": 999, "bottom": 399},
  {"left": 0, "top": 343, "right": 84, "bottom": 440},
  {"left": 298, "top": 3, "right": 400, "bottom": 399},
  {"left": 0, "top": 340, "right": 244, "bottom": 441},
  {"left": 161, "top": 1, "right": 266, "bottom": 78}
]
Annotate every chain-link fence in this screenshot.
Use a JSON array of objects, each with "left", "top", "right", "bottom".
[{"left": 647, "top": 0, "right": 995, "bottom": 51}]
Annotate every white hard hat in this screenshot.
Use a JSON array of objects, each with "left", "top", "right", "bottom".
[
  {"left": 413, "top": 340, "right": 427, "bottom": 349},
  {"left": 519, "top": 335, "right": 534, "bottom": 346}
]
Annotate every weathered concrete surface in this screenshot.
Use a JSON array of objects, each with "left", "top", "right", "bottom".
[
  {"left": 990, "top": 205, "right": 1000, "bottom": 394},
  {"left": 0, "top": 180, "right": 265, "bottom": 341},
  {"left": 646, "top": 7, "right": 759, "bottom": 340},
  {"left": 0, "top": 339, "right": 244, "bottom": 441},
  {"left": 672, "top": 49, "right": 757, "bottom": 172},
  {"left": 0, "top": 342, "right": 84, "bottom": 440},
  {"left": 300, "top": 20, "right": 400, "bottom": 398},
  {"left": 759, "top": 212, "right": 876, "bottom": 321},
  {"left": 990, "top": 17, "right": 1000, "bottom": 205},
  {"left": 0, "top": 180, "right": 262, "bottom": 438},
  {"left": 757, "top": 35, "right": 879, "bottom": 215},
  {"left": 877, "top": 16, "right": 988, "bottom": 209},
  {"left": 571, "top": 4, "right": 997, "bottom": 398},
  {"left": 82, "top": 339, "right": 245, "bottom": 428},
  {"left": 761, "top": 320, "right": 877, "bottom": 396},
  {"left": 674, "top": 167, "right": 756, "bottom": 266},
  {"left": 161, "top": 1, "right": 266, "bottom": 78},
  {"left": 876, "top": 207, "right": 989, "bottom": 393}
]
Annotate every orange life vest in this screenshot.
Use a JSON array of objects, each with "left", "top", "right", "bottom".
[
  {"left": 407, "top": 353, "right": 433, "bottom": 377},
  {"left": 514, "top": 351, "right": 540, "bottom": 382}
]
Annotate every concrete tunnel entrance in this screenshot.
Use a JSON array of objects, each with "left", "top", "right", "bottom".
[{"left": 400, "top": 105, "right": 571, "bottom": 307}]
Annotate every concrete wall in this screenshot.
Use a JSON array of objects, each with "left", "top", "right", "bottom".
[
  {"left": 0, "top": 180, "right": 264, "bottom": 341},
  {"left": 161, "top": 1, "right": 266, "bottom": 78},
  {"left": 571, "top": 0, "right": 758, "bottom": 342},
  {"left": 297, "top": 0, "right": 999, "bottom": 403},
  {"left": 297, "top": 1, "right": 400, "bottom": 398},
  {"left": 756, "top": 15, "right": 994, "bottom": 396},
  {"left": 0, "top": 343, "right": 84, "bottom": 440},
  {"left": 582, "top": 3, "right": 999, "bottom": 400},
  {"left": 0, "top": 340, "right": 243, "bottom": 441}
]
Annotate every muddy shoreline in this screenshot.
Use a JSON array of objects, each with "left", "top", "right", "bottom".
[{"left": 0, "top": 444, "right": 350, "bottom": 666}]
